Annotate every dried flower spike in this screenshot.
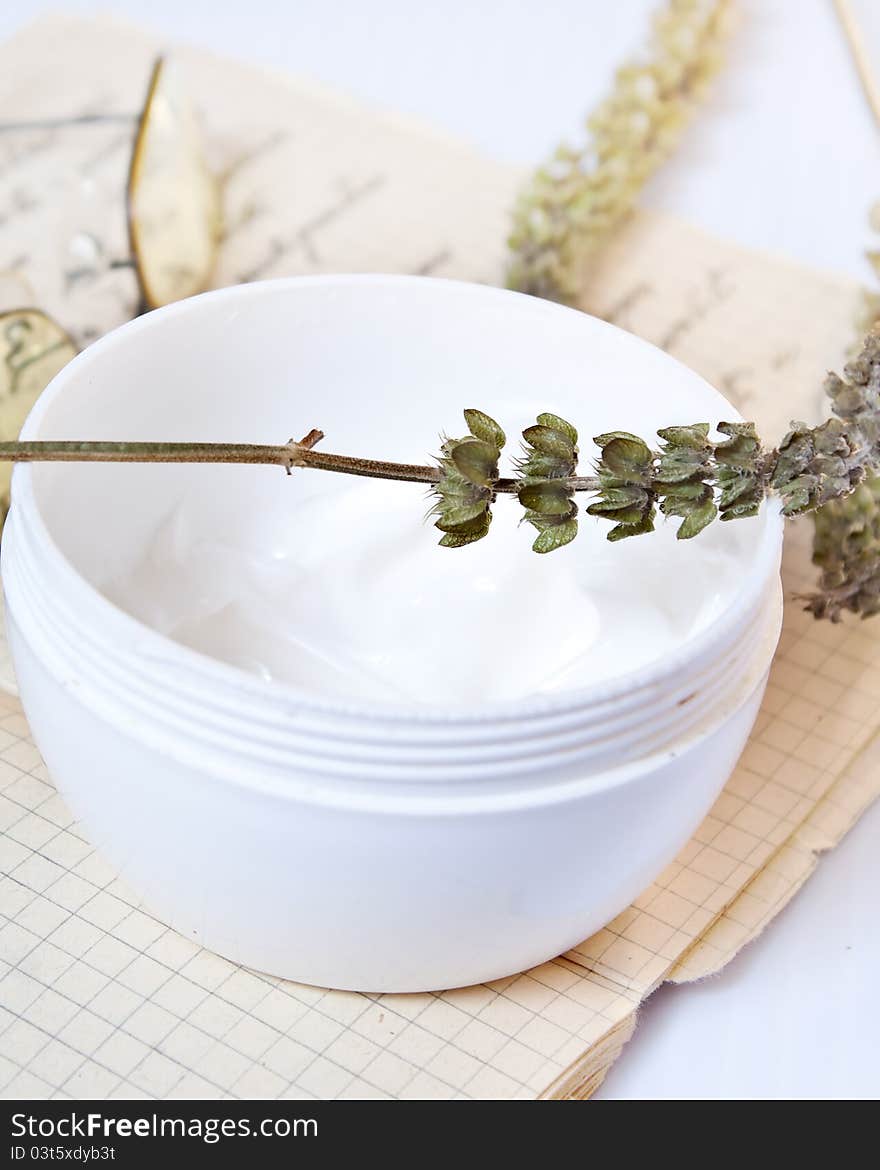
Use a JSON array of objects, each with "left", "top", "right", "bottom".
[
  {"left": 507, "top": 0, "right": 732, "bottom": 305},
  {"left": 808, "top": 478, "right": 880, "bottom": 620},
  {"left": 803, "top": 330, "right": 880, "bottom": 618},
  {"left": 803, "top": 203, "right": 880, "bottom": 620}
]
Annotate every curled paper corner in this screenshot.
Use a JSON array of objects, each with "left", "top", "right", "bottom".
[
  {"left": 538, "top": 726, "right": 880, "bottom": 1097},
  {"left": 669, "top": 745, "right": 880, "bottom": 987}
]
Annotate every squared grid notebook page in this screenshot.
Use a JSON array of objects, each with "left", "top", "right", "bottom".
[{"left": 1, "top": 17, "right": 879, "bottom": 1101}]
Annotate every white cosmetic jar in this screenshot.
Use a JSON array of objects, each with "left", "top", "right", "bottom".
[{"left": 1, "top": 276, "right": 783, "bottom": 992}]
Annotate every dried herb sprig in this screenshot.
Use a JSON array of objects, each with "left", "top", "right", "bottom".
[
  {"left": 2, "top": 330, "right": 879, "bottom": 622},
  {"left": 507, "top": 0, "right": 732, "bottom": 305}
]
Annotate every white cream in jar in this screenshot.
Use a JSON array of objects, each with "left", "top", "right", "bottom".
[{"left": 104, "top": 476, "right": 749, "bottom": 706}]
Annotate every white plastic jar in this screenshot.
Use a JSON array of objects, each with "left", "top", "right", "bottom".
[{"left": 1, "top": 277, "right": 783, "bottom": 992}]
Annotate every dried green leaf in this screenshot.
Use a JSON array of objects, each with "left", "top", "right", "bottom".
[
  {"left": 595, "top": 433, "right": 654, "bottom": 482},
  {"left": 517, "top": 451, "right": 567, "bottom": 480},
  {"left": 714, "top": 421, "right": 761, "bottom": 469},
  {"left": 779, "top": 474, "right": 818, "bottom": 517},
  {"left": 537, "top": 412, "right": 578, "bottom": 445},
  {"left": 717, "top": 473, "right": 755, "bottom": 508},
  {"left": 656, "top": 423, "right": 710, "bottom": 446},
  {"left": 676, "top": 498, "right": 717, "bottom": 539},
  {"left": 433, "top": 498, "right": 491, "bottom": 530},
  {"left": 720, "top": 498, "right": 761, "bottom": 521},
  {"left": 607, "top": 515, "right": 655, "bottom": 541},
  {"left": 593, "top": 430, "right": 643, "bottom": 447},
  {"left": 521, "top": 424, "right": 575, "bottom": 460},
  {"left": 518, "top": 480, "right": 574, "bottom": 516},
  {"left": 532, "top": 518, "right": 578, "bottom": 553},
  {"left": 437, "top": 512, "right": 491, "bottom": 547},
  {"left": 451, "top": 438, "right": 498, "bottom": 488},
  {"left": 463, "top": 408, "right": 506, "bottom": 451}
]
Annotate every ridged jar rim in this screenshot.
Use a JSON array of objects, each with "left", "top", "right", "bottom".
[
  {"left": 7, "top": 275, "right": 784, "bottom": 742},
  {"left": 7, "top": 595, "right": 779, "bottom": 813},
  {"left": 3, "top": 504, "right": 780, "bottom": 782}
]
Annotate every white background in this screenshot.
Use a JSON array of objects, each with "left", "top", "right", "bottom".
[{"left": 2, "top": 0, "right": 878, "bottom": 1099}]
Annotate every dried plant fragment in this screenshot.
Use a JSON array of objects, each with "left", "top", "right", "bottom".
[
  {"left": 713, "top": 421, "right": 765, "bottom": 521},
  {"left": 804, "top": 205, "right": 880, "bottom": 619},
  {"left": 0, "top": 309, "right": 78, "bottom": 528},
  {"left": 809, "top": 479, "right": 880, "bottom": 620},
  {"left": 803, "top": 331, "right": 880, "bottom": 618},
  {"left": 516, "top": 412, "right": 579, "bottom": 552},
  {"left": 507, "top": 0, "right": 732, "bottom": 305},
  {"left": 128, "top": 57, "right": 223, "bottom": 310},
  {"left": 588, "top": 431, "right": 657, "bottom": 540},
  {"left": 655, "top": 422, "right": 717, "bottom": 537},
  {"left": 431, "top": 409, "right": 506, "bottom": 547}
]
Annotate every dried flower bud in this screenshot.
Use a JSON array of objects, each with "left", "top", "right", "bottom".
[
  {"left": 431, "top": 409, "right": 505, "bottom": 547},
  {"left": 772, "top": 419, "right": 862, "bottom": 515},
  {"left": 588, "top": 431, "right": 656, "bottom": 540},
  {"left": 714, "top": 421, "right": 765, "bottom": 521},
  {"left": 655, "top": 422, "right": 717, "bottom": 538},
  {"left": 516, "top": 412, "right": 579, "bottom": 552}
]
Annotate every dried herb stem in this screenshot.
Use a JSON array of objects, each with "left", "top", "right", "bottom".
[
  {"left": 0, "top": 437, "right": 601, "bottom": 492},
  {"left": 0, "top": 440, "right": 300, "bottom": 467}
]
